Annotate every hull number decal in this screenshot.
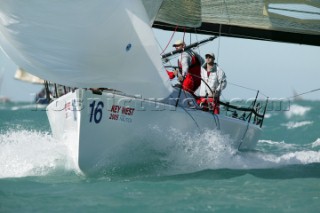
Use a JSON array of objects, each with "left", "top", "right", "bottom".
[{"left": 89, "top": 101, "right": 104, "bottom": 123}]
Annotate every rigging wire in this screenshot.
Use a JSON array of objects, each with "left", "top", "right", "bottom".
[
  {"left": 155, "top": 38, "right": 164, "bottom": 53},
  {"left": 179, "top": 27, "right": 187, "bottom": 62},
  {"left": 193, "top": 28, "right": 201, "bottom": 56},
  {"left": 227, "top": 81, "right": 258, "bottom": 92},
  {"left": 226, "top": 81, "right": 269, "bottom": 98},
  {"left": 226, "top": 82, "right": 320, "bottom": 100},
  {"left": 216, "top": 24, "right": 222, "bottom": 64},
  {"left": 287, "top": 87, "right": 320, "bottom": 100},
  {"left": 182, "top": 27, "right": 186, "bottom": 44},
  {"left": 160, "top": 25, "right": 179, "bottom": 55}
]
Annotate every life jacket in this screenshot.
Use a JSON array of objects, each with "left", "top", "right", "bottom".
[
  {"left": 196, "top": 97, "right": 220, "bottom": 114},
  {"left": 178, "top": 51, "right": 202, "bottom": 92}
]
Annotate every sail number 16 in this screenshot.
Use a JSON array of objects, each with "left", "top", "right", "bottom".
[{"left": 89, "top": 101, "right": 104, "bottom": 123}]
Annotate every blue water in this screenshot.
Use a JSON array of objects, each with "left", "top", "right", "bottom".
[{"left": 1, "top": 101, "right": 320, "bottom": 212}]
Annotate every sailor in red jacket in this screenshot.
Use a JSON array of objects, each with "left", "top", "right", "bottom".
[{"left": 169, "top": 40, "right": 203, "bottom": 94}]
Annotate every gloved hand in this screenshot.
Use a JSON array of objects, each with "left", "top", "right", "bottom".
[
  {"left": 178, "top": 75, "right": 184, "bottom": 82},
  {"left": 173, "top": 69, "right": 179, "bottom": 77},
  {"left": 213, "top": 90, "right": 220, "bottom": 98}
]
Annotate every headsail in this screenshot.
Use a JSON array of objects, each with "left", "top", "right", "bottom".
[
  {"left": 0, "top": 0, "right": 172, "bottom": 98},
  {"left": 152, "top": 0, "right": 320, "bottom": 46}
]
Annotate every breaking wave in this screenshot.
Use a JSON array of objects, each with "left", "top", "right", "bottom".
[
  {"left": 0, "top": 129, "right": 79, "bottom": 178},
  {"left": 151, "top": 129, "right": 320, "bottom": 175},
  {"left": 281, "top": 121, "right": 313, "bottom": 129},
  {"left": 285, "top": 104, "right": 311, "bottom": 118},
  {"left": 312, "top": 138, "right": 320, "bottom": 148}
]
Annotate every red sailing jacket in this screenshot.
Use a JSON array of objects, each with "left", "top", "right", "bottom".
[{"left": 178, "top": 51, "right": 202, "bottom": 93}]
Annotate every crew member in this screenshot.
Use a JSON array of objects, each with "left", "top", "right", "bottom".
[
  {"left": 198, "top": 53, "right": 227, "bottom": 114},
  {"left": 169, "top": 40, "right": 203, "bottom": 94}
]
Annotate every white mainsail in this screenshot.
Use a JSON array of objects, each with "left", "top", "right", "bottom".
[{"left": 0, "top": 0, "right": 172, "bottom": 98}]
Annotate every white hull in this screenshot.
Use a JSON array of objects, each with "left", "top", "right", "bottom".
[{"left": 47, "top": 89, "right": 261, "bottom": 175}]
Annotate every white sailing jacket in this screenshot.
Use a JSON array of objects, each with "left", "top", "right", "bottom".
[{"left": 199, "top": 63, "right": 227, "bottom": 97}]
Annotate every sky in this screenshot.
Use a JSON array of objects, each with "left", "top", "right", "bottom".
[{"left": 1, "top": 29, "right": 320, "bottom": 102}]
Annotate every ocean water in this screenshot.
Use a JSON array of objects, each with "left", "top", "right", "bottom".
[{"left": 1, "top": 100, "right": 320, "bottom": 212}]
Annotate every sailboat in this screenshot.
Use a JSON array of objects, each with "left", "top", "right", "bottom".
[
  {"left": 0, "top": 1, "right": 319, "bottom": 175},
  {"left": 0, "top": 67, "right": 10, "bottom": 103}
]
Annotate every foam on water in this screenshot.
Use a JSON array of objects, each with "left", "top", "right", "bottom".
[
  {"left": 264, "top": 113, "right": 272, "bottom": 119},
  {"left": 258, "top": 139, "right": 298, "bottom": 150},
  {"left": 281, "top": 120, "right": 313, "bottom": 129},
  {"left": 238, "top": 140, "right": 320, "bottom": 168},
  {"left": 312, "top": 138, "right": 320, "bottom": 148},
  {"left": 163, "top": 129, "right": 237, "bottom": 173},
  {"left": 0, "top": 129, "right": 79, "bottom": 178},
  {"left": 285, "top": 104, "right": 311, "bottom": 118},
  {"left": 10, "top": 104, "right": 47, "bottom": 111},
  {"left": 161, "top": 130, "right": 320, "bottom": 174}
]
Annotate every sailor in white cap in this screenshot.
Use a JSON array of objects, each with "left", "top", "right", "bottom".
[{"left": 198, "top": 52, "right": 227, "bottom": 114}]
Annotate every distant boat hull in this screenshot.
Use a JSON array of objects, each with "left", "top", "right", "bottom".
[
  {"left": 47, "top": 89, "right": 261, "bottom": 175},
  {"left": 0, "top": 97, "right": 11, "bottom": 103}
]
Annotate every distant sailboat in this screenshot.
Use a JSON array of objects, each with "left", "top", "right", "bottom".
[
  {"left": 0, "top": 0, "right": 319, "bottom": 175},
  {"left": 0, "top": 97, "right": 10, "bottom": 103},
  {"left": 0, "top": 68, "right": 10, "bottom": 103},
  {"left": 292, "top": 89, "right": 304, "bottom": 101}
]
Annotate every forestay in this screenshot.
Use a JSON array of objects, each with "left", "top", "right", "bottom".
[{"left": 0, "top": 0, "right": 172, "bottom": 98}]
